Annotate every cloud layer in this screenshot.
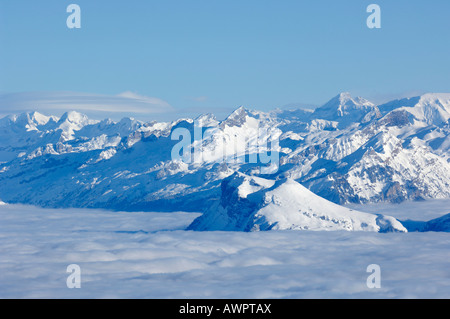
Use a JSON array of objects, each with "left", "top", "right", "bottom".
[
  {"left": 1, "top": 201, "right": 450, "bottom": 298},
  {"left": 0, "top": 91, "right": 176, "bottom": 121}
]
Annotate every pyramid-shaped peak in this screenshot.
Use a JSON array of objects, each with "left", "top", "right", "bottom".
[
  {"left": 337, "top": 92, "right": 352, "bottom": 100},
  {"left": 330, "top": 92, "right": 374, "bottom": 106},
  {"left": 311, "top": 93, "right": 377, "bottom": 126},
  {"left": 221, "top": 106, "right": 250, "bottom": 127},
  {"left": 228, "top": 106, "right": 248, "bottom": 117}
]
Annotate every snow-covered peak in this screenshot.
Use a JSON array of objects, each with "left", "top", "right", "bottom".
[
  {"left": 419, "top": 93, "right": 450, "bottom": 103},
  {"left": 378, "top": 93, "right": 450, "bottom": 126},
  {"left": 58, "top": 111, "right": 91, "bottom": 124},
  {"left": 312, "top": 93, "right": 378, "bottom": 127},
  {"left": 325, "top": 92, "right": 374, "bottom": 112},
  {"left": 413, "top": 93, "right": 450, "bottom": 124},
  {"left": 225, "top": 172, "right": 276, "bottom": 199},
  {"left": 188, "top": 173, "right": 407, "bottom": 232},
  {"left": 195, "top": 113, "right": 219, "bottom": 127},
  {"left": 1, "top": 111, "right": 58, "bottom": 131},
  {"left": 57, "top": 111, "right": 99, "bottom": 141},
  {"left": 117, "top": 117, "right": 143, "bottom": 130},
  {"left": 255, "top": 178, "right": 406, "bottom": 232},
  {"left": 28, "top": 111, "right": 56, "bottom": 126},
  {"left": 221, "top": 106, "right": 249, "bottom": 127},
  {"left": 331, "top": 92, "right": 355, "bottom": 106}
]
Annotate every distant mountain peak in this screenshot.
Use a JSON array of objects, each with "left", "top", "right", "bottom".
[
  {"left": 195, "top": 113, "right": 219, "bottom": 127},
  {"left": 221, "top": 106, "right": 249, "bottom": 127},
  {"left": 55, "top": 111, "right": 99, "bottom": 141},
  {"left": 58, "top": 111, "right": 89, "bottom": 123},
  {"left": 336, "top": 91, "right": 352, "bottom": 100},
  {"left": 378, "top": 93, "right": 450, "bottom": 125},
  {"left": 2, "top": 111, "right": 58, "bottom": 131},
  {"left": 228, "top": 106, "right": 248, "bottom": 117},
  {"left": 188, "top": 173, "right": 407, "bottom": 232},
  {"left": 329, "top": 92, "right": 374, "bottom": 109},
  {"left": 28, "top": 111, "right": 50, "bottom": 124},
  {"left": 312, "top": 92, "right": 377, "bottom": 127}
]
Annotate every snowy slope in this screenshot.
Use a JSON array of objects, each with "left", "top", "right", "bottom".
[
  {"left": 311, "top": 92, "right": 381, "bottom": 128},
  {"left": 188, "top": 173, "right": 406, "bottom": 232},
  {"left": 378, "top": 93, "right": 450, "bottom": 126}
]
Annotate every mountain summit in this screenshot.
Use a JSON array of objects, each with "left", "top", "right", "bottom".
[
  {"left": 312, "top": 92, "right": 381, "bottom": 127},
  {"left": 188, "top": 173, "right": 407, "bottom": 232}
]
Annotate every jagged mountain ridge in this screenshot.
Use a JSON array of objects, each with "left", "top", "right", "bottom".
[{"left": 0, "top": 92, "right": 449, "bottom": 212}]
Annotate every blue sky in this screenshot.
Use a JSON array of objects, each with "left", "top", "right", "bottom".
[{"left": 1, "top": 0, "right": 449, "bottom": 120}]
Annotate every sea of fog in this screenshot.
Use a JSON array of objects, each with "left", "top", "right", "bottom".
[{"left": 0, "top": 200, "right": 449, "bottom": 298}]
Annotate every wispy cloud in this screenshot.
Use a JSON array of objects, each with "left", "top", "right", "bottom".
[{"left": 0, "top": 91, "right": 176, "bottom": 121}]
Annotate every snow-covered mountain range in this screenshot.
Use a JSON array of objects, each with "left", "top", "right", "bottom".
[{"left": 0, "top": 92, "right": 449, "bottom": 228}]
